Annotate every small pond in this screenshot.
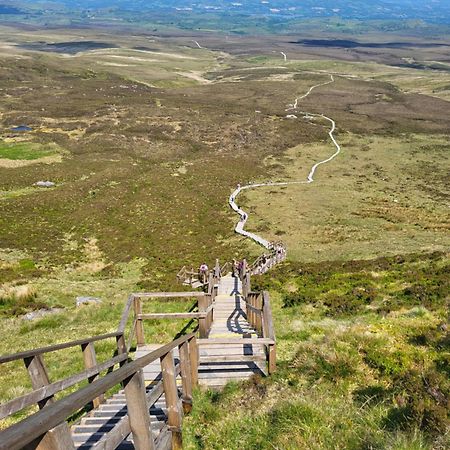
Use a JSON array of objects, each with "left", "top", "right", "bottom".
[{"left": 10, "top": 126, "right": 33, "bottom": 132}]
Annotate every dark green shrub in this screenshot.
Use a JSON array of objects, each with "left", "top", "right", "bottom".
[
  {"left": 283, "top": 290, "right": 311, "bottom": 307},
  {"left": 384, "top": 370, "right": 449, "bottom": 435}
]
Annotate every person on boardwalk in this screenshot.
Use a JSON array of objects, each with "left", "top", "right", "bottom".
[
  {"left": 232, "top": 259, "right": 238, "bottom": 277},
  {"left": 199, "top": 263, "right": 209, "bottom": 284}
]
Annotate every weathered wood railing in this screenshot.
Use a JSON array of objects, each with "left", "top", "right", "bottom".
[
  {"left": 176, "top": 266, "right": 197, "bottom": 284},
  {"left": 249, "top": 242, "right": 286, "bottom": 276},
  {"left": 0, "top": 255, "right": 278, "bottom": 449},
  {"left": 220, "top": 261, "right": 231, "bottom": 276},
  {"left": 244, "top": 291, "right": 276, "bottom": 374},
  {"left": 0, "top": 331, "right": 127, "bottom": 424},
  {"left": 127, "top": 291, "right": 216, "bottom": 342},
  {"left": 0, "top": 332, "right": 198, "bottom": 450}
]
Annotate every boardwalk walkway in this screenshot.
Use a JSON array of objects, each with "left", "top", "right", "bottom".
[
  {"left": 135, "top": 275, "right": 266, "bottom": 390},
  {"left": 69, "top": 274, "right": 268, "bottom": 448}
]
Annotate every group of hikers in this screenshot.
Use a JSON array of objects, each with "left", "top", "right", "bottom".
[
  {"left": 196, "top": 242, "right": 286, "bottom": 284},
  {"left": 197, "top": 259, "right": 247, "bottom": 284}
]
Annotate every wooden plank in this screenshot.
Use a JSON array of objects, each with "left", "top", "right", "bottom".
[
  {"left": 146, "top": 380, "right": 164, "bottom": 407},
  {"left": 154, "top": 425, "right": 172, "bottom": 450},
  {"left": 178, "top": 341, "right": 192, "bottom": 413},
  {"left": 138, "top": 312, "right": 206, "bottom": 320},
  {"left": 199, "top": 355, "right": 266, "bottom": 363},
  {"left": 0, "top": 333, "right": 195, "bottom": 450},
  {"left": 133, "top": 297, "right": 145, "bottom": 347},
  {"left": 198, "top": 295, "right": 208, "bottom": 338},
  {"left": 125, "top": 319, "right": 136, "bottom": 353},
  {"left": 81, "top": 343, "right": 104, "bottom": 408},
  {"left": 117, "top": 295, "right": 135, "bottom": 334},
  {"left": 0, "top": 354, "right": 127, "bottom": 420},
  {"left": 123, "top": 370, "right": 155, "bottom": 450},
  {"left": 245, "top": 303, "right": 263, "bottom": 315},
  {"left": 262, "top": 292, "right": 276, "bottom": 340},
  {"left": 91, "top": 415, "right": 130, "bottom": 450},
  {"left": 23, "top": 356, "right": 75, "bottom": 450},
  {"left": 116, "top": 334, "right": 127, "bottom": 358},
  {"left": 0, "top": 332, "right": 122, "bottom": 365},
  {"left": 188, "top": 337, "right": 198, "bottom": 388},
  {"left": 26, "top": 423, "right": 75, "bottom": 450},
  {"left": 262, "top": 292, "right": 276, "bottom": 373},
  {"left": 132, "top": 292, "right": 204, "bottom": 299},
  {"left": 256, "top": 294, "right": 263, "bottom": 336},
  {"left": 197, "top": 338, "right": 274, "bottom": 345},
  {"left": 268, "top": 344, "right": 276, "bottom": 375},
  {"left": 160, "top": 350, "right": 182, "bottom": 450}
]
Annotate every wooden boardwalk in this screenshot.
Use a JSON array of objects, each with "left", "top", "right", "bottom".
[
  {"left": 197, "top": 275, "right": 267, "bottom": 389},
  {"left": 69, "top": 275, "right": 268, "bottom": 448},
  {"left": 0, "top": 260, "right": 277, "bottom": 450}
]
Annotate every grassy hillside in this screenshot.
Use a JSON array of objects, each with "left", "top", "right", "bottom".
[
  {"left": 184, "top": 252, "right": 449, "bottom": 449},
  {"left": 0, "top": 24, "right": 449, "bottom": 438}
]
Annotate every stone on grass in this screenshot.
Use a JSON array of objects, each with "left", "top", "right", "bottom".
[
  {"left": 23, "top": 308, "right": 63, "bottom": 321},
  {"left": 76, "top": 296, "right": 102, "bottom": 307},
  {"left": 35, "top": 181, "right": 55, "bottom": 188}
]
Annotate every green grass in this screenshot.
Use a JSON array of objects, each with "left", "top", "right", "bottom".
[
  {"left": 0, "top": 141, "right": 58, "bottom": 160},
  {"left": 183, "top": 253, "right": 450, "bottom": 449},
  {"left": 243, "top": 133, "right": 450, "bottom": 263},
  {"left": 0, "top": 25, "right": 449, "bottom": 440}
]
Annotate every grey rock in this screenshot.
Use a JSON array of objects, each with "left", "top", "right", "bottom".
[
  {"left": 76, "top": 296, "right": 102, "bottom": 307},
  {"left": 35, "top": 181, "right": 56, "bottom": 188},
  {"left": 23, "top": 308, "right": 63, "bottom": 321}
]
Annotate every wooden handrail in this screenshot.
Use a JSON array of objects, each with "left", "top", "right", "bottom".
[
  {"left": 0, "top": 331, "right": 123, "bottom": 365},
  {"left": 262, "top": 291, "right": 276, "bottom": 341},
  {"left": 117, "top": 294, "right": 135, "bottom": 334},
  {"left": 197, "top": 337, "right": 275, "bottom": 345},
  {"left": 0, "top": 353, "right": 128, "bottom": 420},
  {"left": 176, "top": 265, "right": 187, "bottom": 280},
  {"left": 0, "top": 333, "right": 196, "bottom": 450},
  {"left": 262, "top": 291, "right": 276, "bottom": 374},
  {"left": 220, "top": 261, "right": 231, "bottom": 275},
  {"left": 133, "top": 292, "right": 205, "bottom": 298},
  {"left": 138, "top": 311, "right": 209, "bottom": 320}
]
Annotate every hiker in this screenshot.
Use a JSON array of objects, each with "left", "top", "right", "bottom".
[
  {"left": 232, "top": 259, "right": 238, "bottom": 277},
  {"left": 237, "top": 259, "right": 244, "bottom": 279},
  {"left": 214, "top": 258, "right": 221, "bottom": 279},
  {"left": 199, "top": 263, "right": 209, "bottom": 284}
]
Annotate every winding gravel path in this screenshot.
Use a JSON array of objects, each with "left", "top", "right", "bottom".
[{"left": 229, "top": 74, "right": 341, "bottom": 250}]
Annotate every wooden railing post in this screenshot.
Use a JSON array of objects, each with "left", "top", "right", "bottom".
[
  {"left": 81, "top": 342, "right": 104, "bottom": 408},
  {"left": 133, "top": 296, "right": 145, "bottom": 347},
  {"left": 124, "top": 370, "right": 155, "bottom": 450},
  {"left": 116, "top": 334, "right": 127, "bottom": 356},
  {"left": 250, "top": 294, "right": 256, "bottom": 329},
  {"left": 188, "top": 336, "right": 199, "bottom": 387},
  {"left": 178, "top": 341, "right": 193, "bottom": 414},
  {"left": 268, "top": 344, "right": 276, "bottom": 375},
  {"left": 23, "top": 355, "right": 75, "bottom": 450},
  {"left": 262, "top": 291, "right": 277, "bottom": 374},
  {"left": 256, "top": 293, "right": 263, "bottom": 335},
  {"left": 207, "top": 294, "right": 213, "bottom": 333},
  {"left": 198, "top": 294, "right": 208, "bottom": 338},
  {"left": 161, "top": 350, "right": 183, "bottom": 450}
]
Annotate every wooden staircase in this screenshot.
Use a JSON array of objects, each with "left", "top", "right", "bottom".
[
  {"left": 197, "top": 275, "right": 267, "bottom": 389},
  {"left": 0, "top": 261, "right": 276, "bottom": 450}
]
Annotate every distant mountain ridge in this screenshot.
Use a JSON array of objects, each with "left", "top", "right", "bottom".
[{"left": 6, "top": 0, "right": 450, "bottom": 23}]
